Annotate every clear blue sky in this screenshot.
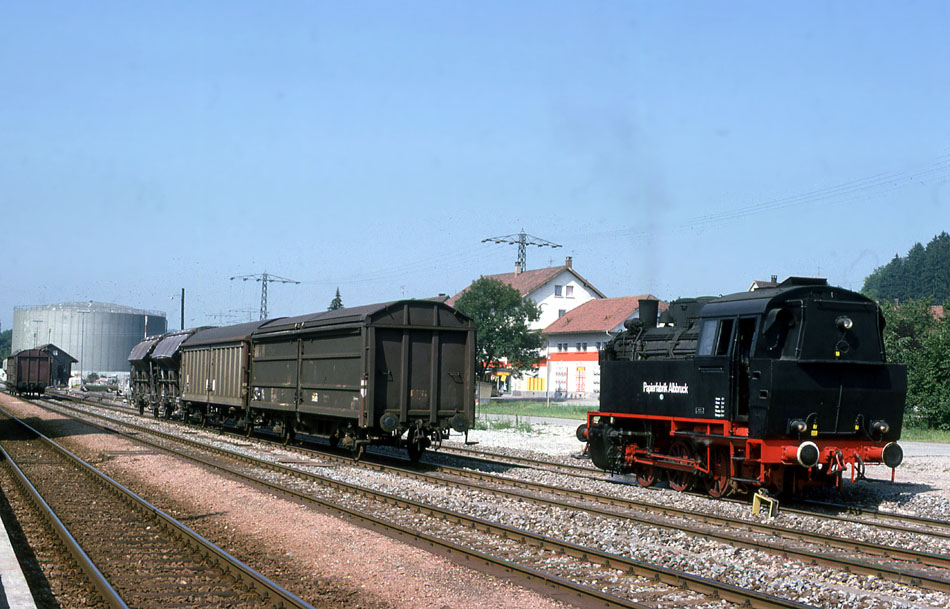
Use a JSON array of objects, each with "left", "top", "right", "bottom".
[{"left": 2, "top": 2, "right": 948, "bottom": 331}]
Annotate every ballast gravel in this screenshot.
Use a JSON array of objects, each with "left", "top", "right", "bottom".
[{"left": 4, "top": 394, "right": 950, "bottom": 609}]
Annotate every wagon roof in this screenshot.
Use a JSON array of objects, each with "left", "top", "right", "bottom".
[
  {"left": 8, "top": 348, "right": 45, "bottom": 358},
  {"left": 183, "top": 320, "right": 272, "bottom": 347},
  {"left": 253, "top": 298, "right": 471, "bottom": 336},
  {"left": 151, "top": 327, "right": 213, "bottom": 359},
  {"left": 128, "top": 336, "right": 162, "bottom": 362}
]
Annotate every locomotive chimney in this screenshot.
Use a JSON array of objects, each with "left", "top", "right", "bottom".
[{"left": 638, "top": 299, "right": 659, "bottom": 329}]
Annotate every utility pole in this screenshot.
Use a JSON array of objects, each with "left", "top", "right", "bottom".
[
  {"left": 482, "top": 229, "right": 561, "bottom": 271},
  {"left": 230, "top": 271, "right": 300, "bottom": 320}
]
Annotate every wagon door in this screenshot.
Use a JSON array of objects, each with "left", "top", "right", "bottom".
[
  {"left": 208, "top": 344, "right": 246, "bottom": 407},
  {"left": 297, "top": 329, "right": 362, "bottom": 418},
  {"left": 181, "top": 347, "right": 209, "bottom": 405},
  {"left": 250, "top": 338, "right": 300, "bottom": 413}
]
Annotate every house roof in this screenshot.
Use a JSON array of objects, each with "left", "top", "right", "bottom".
[
  {"left": 448, "top": 263, "right": 606, "bottom": 306},
  {"left": 749, "top": 278, "right": 779, "bottom": 291},
  {"left": 543, "top": 295, "right": 667, "bottom": 334},
  {"left": 37, "top": 344, "right": 78, "bottom": 362}
]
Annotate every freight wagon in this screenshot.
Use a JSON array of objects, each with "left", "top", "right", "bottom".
[{"left": 132, "top": 299, "right": 476, "bottom": 459}]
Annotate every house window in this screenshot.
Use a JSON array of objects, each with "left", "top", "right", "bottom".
[
  {"left": 576, "top": 342, "right": 582, "bottom": 351},
  {"left": 596, "top": 342, "right": 601, "bottom": 350},
  {"left": 554, "top": 285, "right": 563, "bottom": 297},
  {"left": 558, "top": 309, "right": 566, "bottom": 318},
  {"left": 582, "top": 342, "right": 588, "bottom": 350},
  {"left": 555, "top": 368, "right": 568, "bottom": 392},
  {"left": 565, "top": 285, "right": 574, "bottom": 297},
  {"left": 576, "top": 367, "right": 586, "bottom": 392}
]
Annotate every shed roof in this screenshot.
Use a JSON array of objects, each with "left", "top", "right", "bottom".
[
  {"left": 36, "top": 344, "right": 78, "bottom": 363},
  {"left": 543, "top": 295, "right": 667, "bottom": 334}
]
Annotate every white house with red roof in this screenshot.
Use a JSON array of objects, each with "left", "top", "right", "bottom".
[
  {"left": 449, "top": 256, "right": 605, "bottom": 391},
  {"left": 449, "top": 256, "right": 605, "bottom": 331},
  {"left": 534, "top": 295, "right": 668, "bottom": 398}
]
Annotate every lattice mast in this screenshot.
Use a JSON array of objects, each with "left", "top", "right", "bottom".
[
  {"left": 482, "top": 229, "right": 561, "bottom": 270},
  {"left": 229, "top": 271, "right": 300, "bottom": 320}
]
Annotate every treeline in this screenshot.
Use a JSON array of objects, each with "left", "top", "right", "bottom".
[
  {"left": 0, "top": 329, "right": 11, "bottom": 360},
  {"left": 881, "top": 300, "right": 950, "bottom": 430},
  {"left": 863, "top": 232, "right": 950, "bottom": 302}
]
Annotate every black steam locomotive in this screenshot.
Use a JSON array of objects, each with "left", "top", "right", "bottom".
[{"left": 581, "top": 278, "right": 906, "bottom": 496}]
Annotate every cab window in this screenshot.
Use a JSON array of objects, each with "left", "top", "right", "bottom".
[{"left": 698, "top": 319, "right": 734, "bottom": 356}]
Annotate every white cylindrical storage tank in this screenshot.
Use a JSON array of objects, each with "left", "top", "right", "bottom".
[{"left": 12, "top": 302, "right": 167, "bottom": 376}]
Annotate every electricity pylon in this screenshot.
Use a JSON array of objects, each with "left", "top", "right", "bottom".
[
  {"left": 482, "top": 229, "right": 561, "bottom": 270},
  {"left": 229, "top": 271, "right": 299, "bottom": 320}
]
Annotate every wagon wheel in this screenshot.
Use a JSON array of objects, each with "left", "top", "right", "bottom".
[
  {"left": 704, "top": 447, "right": 734, "bottom": 498},
  {"left": 667, "top": 440, "right": 696, "bottom": 492},
  {"left": 151, "top": 406, "right": 159, "bottom": 418},
  {"left": 138, "top": 402, "right": 145, "bottom": 416},
  {"left": 328, "top": 433, "right": 340, "bottom": 449},
  {"left": 636, "top": 464, "right": 657, "bottom": 488}
]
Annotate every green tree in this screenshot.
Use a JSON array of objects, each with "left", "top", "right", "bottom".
[
  {"left": 0, "top": 329, "right": 11, "bottom": 360},
  {"left": 881, "top": 299, "right": 950, "bottom": 429},
  {"left": 454, "top": 277, "right": 542, "bottom": 381},
  {"left": 328, "top": 287, "right": 344, "bottom": 311},
  {"left": 864, "top": 232, "right": 950, "bottom": 301}
]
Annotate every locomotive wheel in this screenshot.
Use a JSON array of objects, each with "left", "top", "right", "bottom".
[
  {"left": 635, "top": 465, "right": 656, "bottom": 487},
  {"left": 667, "top": 440, "right": 696, "bottom": 492},
  {"left": 704, "top": 447, "right": 733, "bottom": 498}
]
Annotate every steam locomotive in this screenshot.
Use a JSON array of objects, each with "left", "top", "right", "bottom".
[{"left": 581, "top": 278, "right": 906, "bottom": 496}]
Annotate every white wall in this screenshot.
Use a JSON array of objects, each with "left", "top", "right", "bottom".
[{"left": 526, "top": 270, "right": 601, "bottom": 331}]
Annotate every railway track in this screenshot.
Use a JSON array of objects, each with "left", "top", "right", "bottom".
[
  {"left": 23, "top": 395, "right": 950, "bottom": 607},
  {"left": 47, "top": 390, "right": 950, "bottom": 544},
  {"left": 29, "top": 395, "right": 825, "bottom": 609},
  {"left": 438, "top": 435, "right": 950, "bottom": 540},
  {"left": 0, "top": 406, "right": 316, "bottom": 609}
]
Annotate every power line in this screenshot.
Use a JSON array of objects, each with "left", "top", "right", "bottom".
[{"left": 229, "top": 271, "right": 299, "bottom": 320}]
